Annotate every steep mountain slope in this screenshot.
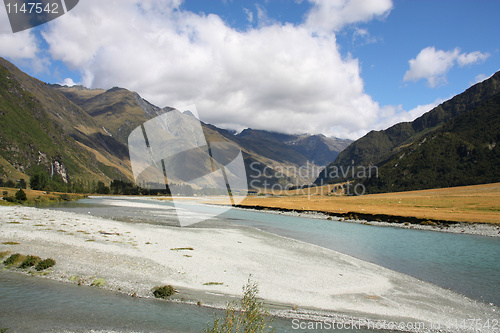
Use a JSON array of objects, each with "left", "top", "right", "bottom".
[
  {"left": 1, "top": 58, "right": 350, "bottom": 189},
  {"left": 364, "top": 92, "right": 500, "bottom": 193},
  {"left": 315, "top": 71, "right": 500, "bottom": 190},
  {"left": 55, "top": 85, "right": 166, "bottom": 145},
  {"left": 59, "top": 84, "right": 351, "bottom": 186},
  {"left": 0, "top": 58, "right": 132, "bottom": 183}
]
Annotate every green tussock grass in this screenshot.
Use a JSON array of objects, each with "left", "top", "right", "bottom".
[
  {"left": 153, "top": 285, "right": 176, "bottom": 299},
  {"left": 203, "top": 282, "right": 224, "bottom": 286},
  {"left": 3, "top": 253, "right": 26, "bottom": 266},
  {"left": 18, "top": 255, "right": 40, "bottom": 269},
  {"left": 35, "top": 258, "right": 56, "bottom": 271}
]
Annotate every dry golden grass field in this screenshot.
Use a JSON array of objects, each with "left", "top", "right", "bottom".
[
  {"left": 0, "top": 187, "right": 85, "bottom": 205},
  {"left": 237, "top": 183, "right": 500, "bottom": 224}
]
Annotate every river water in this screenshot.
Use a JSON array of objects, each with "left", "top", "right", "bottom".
[{"left": 1, "top": 196, "right": 499, "bottom": 332}]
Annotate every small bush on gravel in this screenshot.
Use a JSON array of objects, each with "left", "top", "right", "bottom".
[
  {"left": 153, "top": 285, "right": 175, "bottom": 299},
  {"left": 3, "top": 253, "right": 25, "bottom": 266},
  {"left": 35, "top": 258, "right": 56, "bottom": 271},
  {"left": 19, "top": 255, "right": 40, "bottom": 269},
  {"left": 205, "top": 278, "right": 275, "bottom": 333}
]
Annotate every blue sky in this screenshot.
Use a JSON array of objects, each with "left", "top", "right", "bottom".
[{"left": 0, "top": 0, "right": 498, "bottom": 139}]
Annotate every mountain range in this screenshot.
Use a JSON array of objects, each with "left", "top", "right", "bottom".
[
  {"left": 0, "top": 57, "right": 351, "bottom": 190},
  {"left": 2, "top": 56, "right": 498, "bottom": 195},
  {"left": 315, "top": 70, "right": 500, "bottom": 193}
]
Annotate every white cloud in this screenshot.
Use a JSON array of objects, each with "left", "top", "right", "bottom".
[
  {"left": 38, "top": 0, "right": 396, "bottom": 139},
  {"left": 0, "top": 7, "right": 39, "bottom": 59},
  {"left": 305, "top": 0, "right": 393, "bottom": 34},
  {"left": 457, "top": 51, "right": 490, "bottom": 67},
  {"left": 243, "top": 8, "right": 253, "bottom": 23},
  {"left": 404, "top": 47, "right": 490, "bottom": 87},
  {"left": 374, "top": 98, "right": 444, "bottom": 131},
  {"left": 254, "top": 4, "right": 277, "bottom": 27},
  {"left": 352, "top": 27, "right": 378, "bottom": 45},
  {"left": 473, "top": 73, "right": 491, "bottom": 84},
  {"left": 60, "top": 77, "right": 78, "bottom": 86}
]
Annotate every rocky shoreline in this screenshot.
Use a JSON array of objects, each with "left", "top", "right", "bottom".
[{"left": 233, "top": 204, "right": 500, "bottom": 237}]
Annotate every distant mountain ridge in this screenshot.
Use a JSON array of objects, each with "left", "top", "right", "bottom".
[
  {"left": 0, "top": 57, "right": 350, "bottom": 189},
  {"left": 316, "top": 70, "right": 500, "bottom": 192},
  {"left": 236, "top": 129, "right": 351, "bottom": 167}
]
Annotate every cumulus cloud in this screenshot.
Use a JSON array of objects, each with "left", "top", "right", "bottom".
[
  {"left": 60, "top": 77, "right": 78, "bottom": 86},
  {"left": 36, "top": 0, "right": 397, "bottom": 139},
  {"left": 0, "top": 0, "right": 433, "bottom": 140},
  {"left": 0, "top": 7, "right": 39, "bottom": 59},
  {"left": 404, "top": 47, "right": 490, "bottom": 87},
  {"left": 1, "top": 0, "right": 428, "bottom": 140},
  {"left": 457, "top": 51, "right": 490, "bottom": 67},
  {"left": 305, "top": 0, "right": 393, "bottom": 34}
]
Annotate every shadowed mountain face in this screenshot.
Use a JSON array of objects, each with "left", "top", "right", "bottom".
[
  {"left": 0, "top": 57, "right": 350, "bottom": 188},
  {"left": 315, "top": 70, "right": 500, "bottom": 193},
  {"left": 363, "top": 92, "right": 500, "bottom": 193}
]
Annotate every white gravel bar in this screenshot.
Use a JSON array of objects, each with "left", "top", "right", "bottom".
[{"left": 0, "top": 205, "right": 498, "bottom": 333}]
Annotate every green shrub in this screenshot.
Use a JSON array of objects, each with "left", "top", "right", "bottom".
[
  {"left": 59, "top": 194, "right": 71, "bottom": 201},
  {"left": 3, "top": 253, "right": 24, "bottom": 266},
  {"left": 35, "top": 258, "right": 56, "bottom": 271},
  {"left": 153, "top": 285, "right": 175, "bottom": 299},
  {"left": 19, "top": 255, "right": 40, "bottom": 269},
  {"left": 205, "top": 278, "right": 275, "bottom": 333},
  {"left": 4, "top": 180, "right": 15, "bottom": 188},
  {"left": 16, "top": 179, "right": 27, "bottom": 189},
  {"left": 15, "top": 189, "right": 27, "bottom": 202},
  {"left": 3, "top": 196, "right": 16, "bottom": 203}
]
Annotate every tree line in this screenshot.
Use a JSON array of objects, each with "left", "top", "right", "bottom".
[{"left": 1, "top": 167, "right": 199, "bottom": 196}]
